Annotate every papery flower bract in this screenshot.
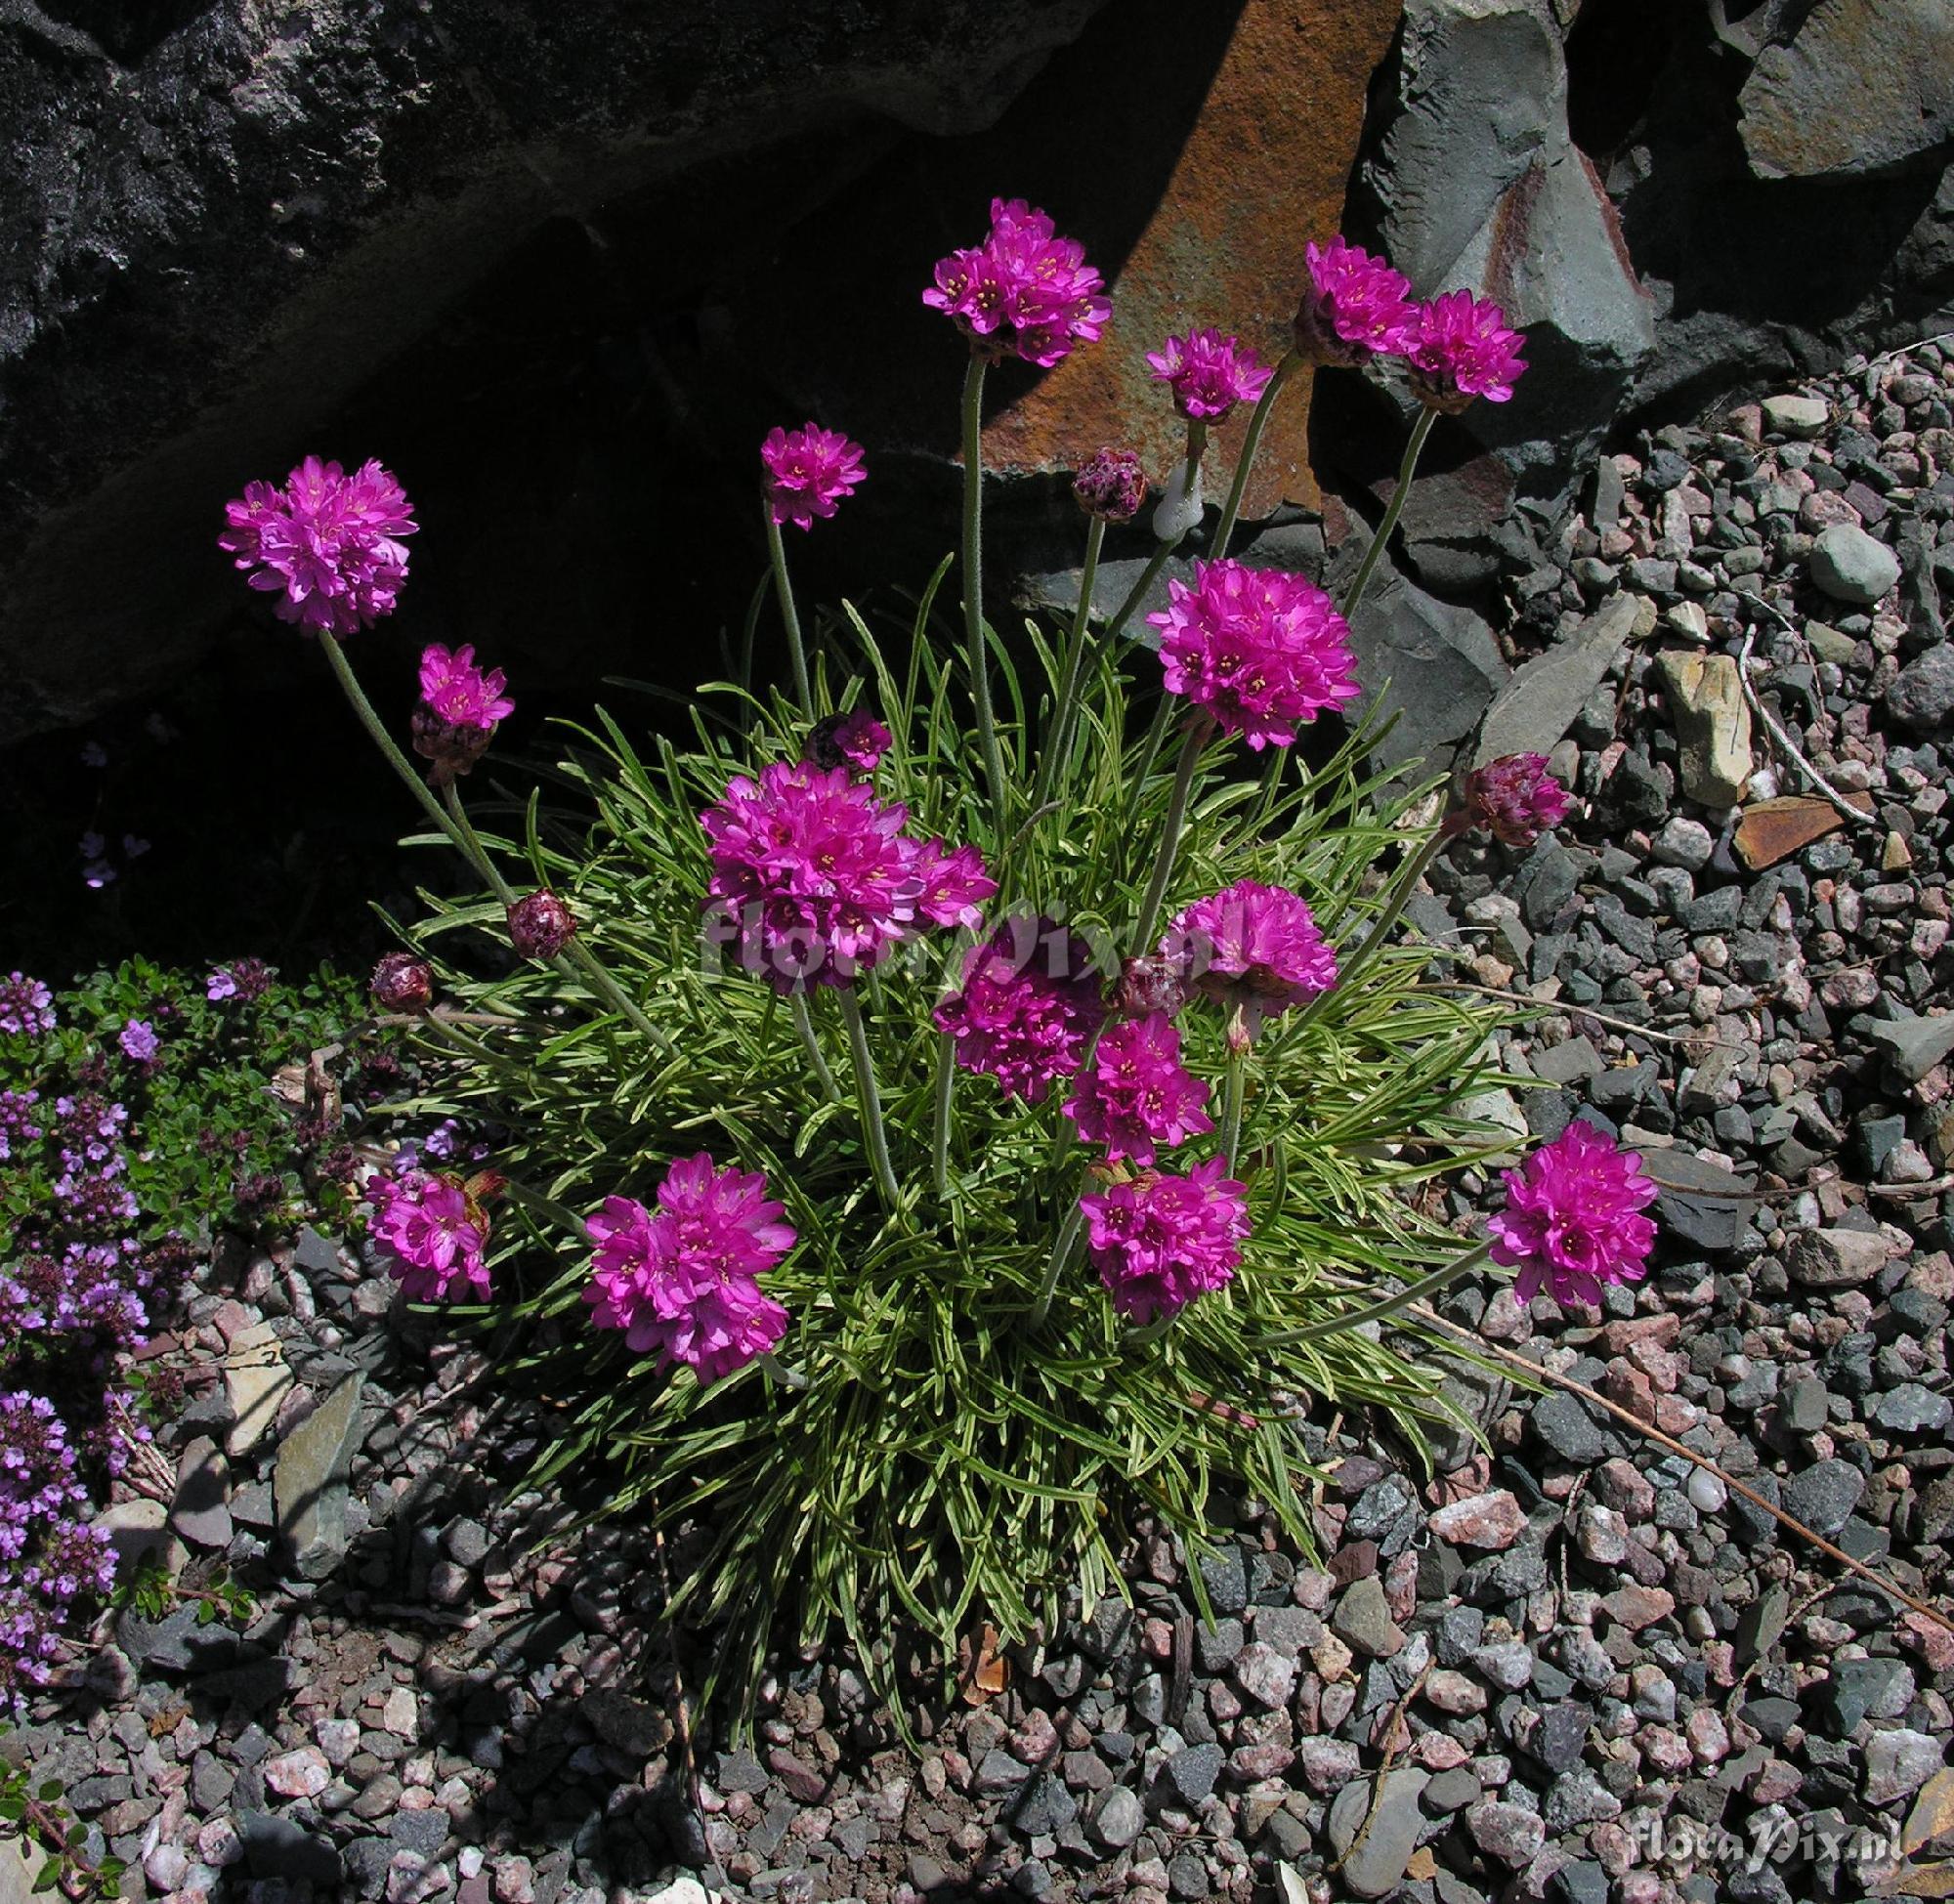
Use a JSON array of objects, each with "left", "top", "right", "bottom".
[
  {"left": 935, "top": 917, "right": 1107, "bottom": 1104},
  {"left": 762, "top": 424, "right": 867, "bottom": 531},
  {"left": 1405, "top": 289, "right": 1528, "bottom": 411},
  {"left": 117, "top": 1020, "right": 158, "bottom": 1064},
  {"left": 218, "top": 456, "right": 417, "bottom": 637},
  {"left": 1487, "top": 1121, "right": 1657, "bottom": 1309},
  {"left": 1459, "top": 752, "right": 1571, "bottom": 848},
  {"left": 371, "top": 952, "right": 435, "bottom": 1013},
  {"left": 1294, "top": 236, "right": 1417, "bottom": 366},
  {"left": 701, "top": 762, "right": 995, "bottom": 991},
  {"left": 1073, "top": 447, "right": 1150, "bottom": 524},
  {"left": 0, "top": 976, "right": 54, "bottom": 1039},
  {"left": 1082, "top": 1158, "right": 1251, "bottom": 1324},
  {"left": 1064, "top": 1013, "right": 1213, "bottom": 1166},
  {"left": 923, "top": 198, "right": 1111, "bottom": 368},
  {"left": 1148, "top": 560, "right": 1361, "bottom": 750},
  {"left": 366, "top": 1168, "right": 490, "bottom": 1302},
  {"left": 1164, "top": 881, "right": 1338, "bottom": 1040},
  {"left": 1146, "top": 329, "right": 1274, "bottom": 422},
  {"left": 583, "top": 1154, "right": 793, "bottom": 1385},
  {"left": 805, "top": 709, "right": 890, "bottom": 780},
  {"left": 507, "top": 889, "right": 577, "bottom": 960}
]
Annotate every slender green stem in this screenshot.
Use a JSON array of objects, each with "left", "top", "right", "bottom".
[
  {"left": 1219, "top": 1054, "right": 1247, "bottom": 1170},
  {"left": 1034, "top": 514, "right": 1107, "bottom": 812},
  {"left": 1342, "top": 405, "right": 1437, "bottom": 619},
  {"left": 1262, "top": 1243, "right": 1490, "bottom": 1347},
  {"left": 837, "top": 989, "right": 902, "bottom": 1213},
  {"left": 960, "top": 355, "right": 1006, "bottom": 818},
  {"left": 1132, "top": 724, "right": 1209, "bottom": 953},
  {"left": 1031, "top": 1203, "right": 1084, "bottom": 1329},
  {"left": 566, "top": 941, "right": 669, "bottom": 1048},
  {"left": 793, "top": 994, "right": 843, "bottom": 1104},
  {"left": 932, "top": 1033, "right": 956, "bottom": 1201},
  {"left": 1211, "top": 350, "right": 1298, "bottom": 562},
  {"left": 765, "top": 502, "right": 815, "bottom": 720},
  {"left": 443, "top": 783, "right": 516, "bottom": 904}
]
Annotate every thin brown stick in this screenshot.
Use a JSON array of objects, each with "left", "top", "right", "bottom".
[
  {"left": 1416, "top": 981, "right": 1753, "bottom": 1052},
  {"left": 1327, "top": 1657, "right": 1433, "bottom": 1876},
  {"left": 1414, "top": 1305, "right": 1954, "bottom": 1637},
  {"left": 653, "top": 1524, "right": 700, "bottom": 1813}
]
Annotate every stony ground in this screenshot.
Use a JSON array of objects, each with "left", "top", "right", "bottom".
[{"left": 21, "top": 343, "right": 1954, "bottom": 1904}]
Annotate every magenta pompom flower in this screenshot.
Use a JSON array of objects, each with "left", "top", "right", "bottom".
[
  {"left": 412, "top": 642, "right": 513, "bottom": 785},
  {"left": 805, "top": 709, "right": 890, "bottom": 780},
  {"left": 0, "top": 976, "right": 54, "bottom": 1039},
  {"left": 1146, "top": 329, "right": 1275, "bottom": 422},
  {"left": 923, "top": 198, "right": 1111, "bottom": 369},
  {"left": 584, "top": 1154, "right": 794, "bottom": 1386},
  {"left": 1458, "top": 752, "right": 1571, "bottom": 848},
  {"left": 1148, "top": 560, "right": 1361, "bottom": 751},
  {"left": 761, "top": 424, "right": 868, "bottom": 531},
  {"left": 1082, "top": 1158, "right": 1251, "bottom": 1324},
  {"left": 936, "top": 917, "right": 1108, "bottom": 1105},
  {"left": 1073, "top": 447, "right": 1150, "bottom": 524},
  {"left": 1405, "top": 290, "right": 1528, "bottom": 411},
  {"left": 1294, "top": 236, "right": 1417, "bottom": 366},
  {"left": 218, "top": 456, "right": 416, "bottom": 637},
  {"left": 367, "top": 1168, "right": 493, "bottom": 1303},
  {"left": 1064, "top": 1013, "right": 1213, "bottom": 1166},
  {"left": 1487, "top": 1121, "right": 1657, "bottom": 1309},
  {"left": 701, "top": 762, "right": 996, "bottom": 992},
  {"left": 1164, "top": 882, "right": 1337, "bottom": 1044}
]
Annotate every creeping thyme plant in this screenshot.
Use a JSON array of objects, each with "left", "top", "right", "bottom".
[{"left": 223, "top": 208, "right": 1656, "bottom": 1709}]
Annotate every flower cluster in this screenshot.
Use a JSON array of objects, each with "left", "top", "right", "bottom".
[
  {"left": 1149, "top": 561, "right": 1361, "bottom": 751},
  {"left": 413, "top": 643, "right": 513, "bottom": 785},
  {"left": 366, "top": 1168, "right": 492, "bottom": 1303},
  {"left": 762, "top": 425, "right": 868, "bottom": 531},
  {"left": 508, "top": 889, "right": 577, "bottom": 961},
  {"left": 702, "top": 762, "right": 995, "bottom": 991},
  {"left": 0, "top": 976, "right": 54, "bottom": 1040},
  {"left": 1458, "top": 752, "right": 1572, "bottom": 848},
  {"left": 1064, "top": 1014, "right": 1212, "bottom": 1167},
  {"left": 805, "top": 710, "right": 890, "bottom": 781},
  {"left": 1146, "top": 330, "right": 1274, "bottom": 422},
  {"left": 585, "top": 1155, "right": 794, "bottom": 1384},
  {"left": 924, "top": 198, "right": 1111, "bottom": 368},
  {"left": 1164, "top": 881, "right": 1338, "bottom": 1043},
  {"left": 1406, "top": 290, "right": 1529, "bottom": 411},
  {"left": 1488, "top": 1121, "right": 1657, "bottom": 1308},
  {"left": 371, "top": 952, "right": 435, "bottom": 1014},
  {"left": 1294, "top": 236, "right": 1417, "bottom": 366},
  {"left": 0, "top": 1092, "right": 38, "bottom": 1164},
  {"left": 1082, "top": 1159, "right": 1251, "bottom": 1324},
  {"left": 219, "top": 456, "right": 417, "bottom": 637},
  {"left": 118, "top": 1019, "right": 159, "bottom": 1064},
  {"left": 937, "top": 919, "right": 1108, "bottom": 1105},
  {"left": 206, "top": 957, "right": 273, "bottom": 1004}
]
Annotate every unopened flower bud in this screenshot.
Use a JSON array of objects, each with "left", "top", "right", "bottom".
[
  {"left": 370, "top": 952, "right": 434, "bottom": 1013},
  {"left": 508, "top": 888, "right": 576, "bottom": 960},
  {"left": 1073, "top": 447, "right": 1150, "bottom": 524},
  {"left": 1115, "top": 954, "right": 1191, "bottom": 1020}
]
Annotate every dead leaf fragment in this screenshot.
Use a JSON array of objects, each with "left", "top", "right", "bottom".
[{"left": 1733, "top": 791, "right": 1872, "bottom": 871}]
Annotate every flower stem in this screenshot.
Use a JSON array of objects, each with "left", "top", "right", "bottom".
[
  {"left": 1341, "top": 405, "right": 1437, "bottom": 619},
  {"left": 443, "top": 782, "right": 516, "bottom": 905},
  {"left": 1219, "top": 1053, "right": 1247, "bottom": 1170},
  {"left": 566, "top": 942, "right": 670, "bottom": 1048},
  {"left": 1132, "top": 722, "right": 1208, "bottom": 953},
  {"left": 1034, "top": 513, "right": 1107, "bottom": 812},
  {"left": 961, "top": 355, "right": 1007, "bottom": 819},
  {"left": 1211, "top": 350, "right": 1298, "bottom": 562},
  {"left": 1337, "top": 826, "right": 1452, "bottom": 994},
  {"left": 837, "top": 989, "right": 902, "bottom": 1213},
  {"left": 1263, "top": 1242, "right": 1490, "bottom": 1347},
  {"left": 932, "top": 1033, "right": 956, "bottom": 1201},
  {"left": 793, "top": 994, "right": 843, "bottom": 1104},
  {"left": 765, "top": 501, "right": 816, "bottom": 721},
  {"left": 1031, "top": 1202, "right": 1084, "bottom": 1329}
]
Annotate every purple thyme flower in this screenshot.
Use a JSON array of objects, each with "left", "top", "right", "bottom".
[
  {"left": 0, "top": 976, "right": 55, "bottom": 1038},
  {"left": 206, "top": 969, "right": 239, "bottom": 1002},
  {"left": 118, "top": 1020, "right": 159, "bottom": 1064}
]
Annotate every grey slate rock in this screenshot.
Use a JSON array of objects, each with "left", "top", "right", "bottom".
[
  {"left": 1327, "top": 1768, "right": 1429, "bottom": 1899},
  {"left": 1782, "top": 1458, "right": 1867, "bottom": 1537},
  {"left": 1806, "top": 523, "right": 1901, "bottom": 604}
]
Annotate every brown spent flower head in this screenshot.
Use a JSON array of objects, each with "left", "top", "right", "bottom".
[
  {"left": 507, "top": 888, "right": 577, "bottom": 960},
  {"left": 370, "top": 952, "right": 434, "bottom": 1014}
]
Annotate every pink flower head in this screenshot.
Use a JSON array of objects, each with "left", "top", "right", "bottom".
[
  {"left": 218, "top": 456, "right": 416, "bottom": 637},
  {"left": 701, "top": 761, "right": 996, "bottom": 992},
  {"left": 367, "top": 1168, "right": 492, "bottom": 1302},
  {"left": 1146, "top": 329, "right": 1275, "bottom": 422},
  {"left": 935, "top": 916, "right": 1108, "bottom": 1104},
  {"left": 1164, "top": 881, "right": 1337, "bottom": 1043},
  {"left": 508, "top": 889, "right": 576, "bottom": 960},
  {"left": 413, "top": 642, "right": 512, "bottom": 784},
  {"left": 1074, "top": 447, "right": 1150, "bottom": 523},
  {"left": 1148, "top": 560, "right": 1361, "bottom": 750},
  {"left": 1405, "top": 290, "right": 1528, "bottom": 411},
  {"left": 1064, "top": 1013, "right": 1213, "bottom": 1166},
  {"left": 761, "top": 424, "right": 867, "bottom": 531},
  {"left": 1295, "top": 236, "right": 1418, "bottom": 366},
  {"left": 923, "top": 197, "right": 1111, "bottom": 369},
  {"left": 1081, "top": 1157, "right": 1251, "bottom": 1324},
  {"left": 805, "top": 709, "right": 891, "bottom": 780},
  {"left": 1459, "top": 753, "right": 1571, "bottom": 848},
  {"left": 1487, "top": 1121, "right": 1657, "bottom": 1309},
  {"left": 117, "top": 1020, "right": 158, "bottom": 1064},
  {"left": 583, "top": 1153, "right": 793, "bottom": 1385}
]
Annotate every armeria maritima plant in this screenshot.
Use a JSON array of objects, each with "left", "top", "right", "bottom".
[{"left": 223, "top": 230, "right": 1628, "bottom": 1723}]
